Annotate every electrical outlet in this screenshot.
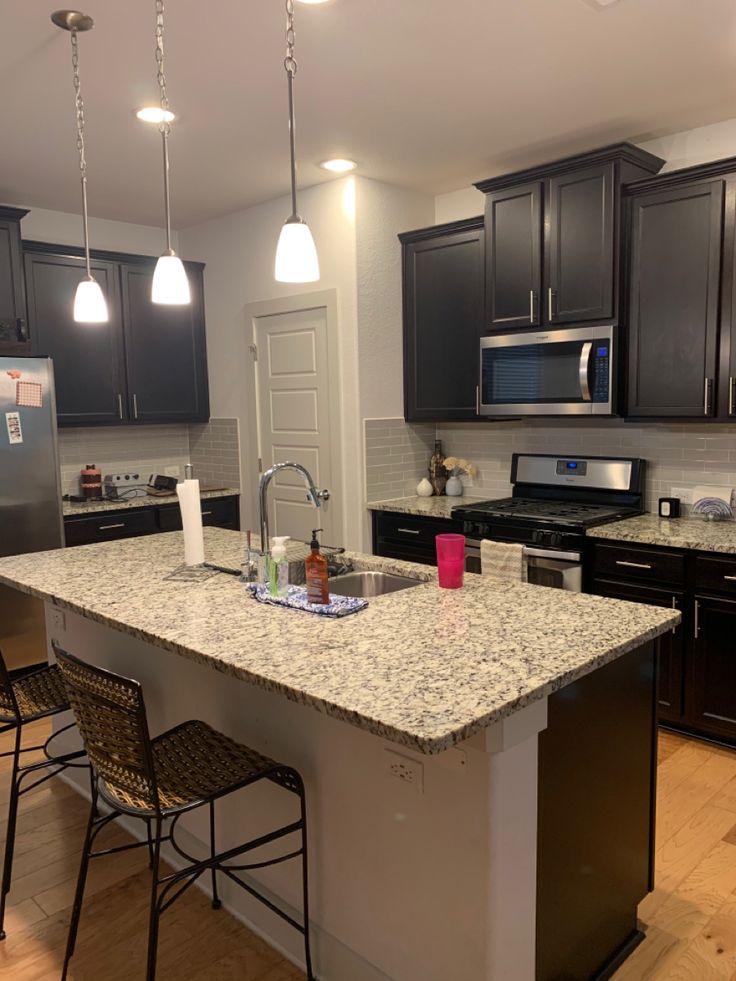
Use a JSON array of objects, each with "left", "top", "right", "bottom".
[
  {"left": 671, "top": 487, "right": 694, "bottom": 504},
  {"left": 49, "top": 607, "right": 66, "bottom": 632},
  {"left": 385, "top": 750, "right": 424, "bottom": 793},
  {"left": 164, "top": 466, "right": 180, "bottom": 478}
]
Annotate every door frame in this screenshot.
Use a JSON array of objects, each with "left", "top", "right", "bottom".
[{"left": 242, "top": 290, "right": 344, "bottom": 544}]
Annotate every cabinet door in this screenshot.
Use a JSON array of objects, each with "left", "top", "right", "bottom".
[
  {"left": 485, "top": 182, "right": 542, "bottom": 329},
  {"left": 691, "top": 594, "right": 736, "bottom": 739},
  {"left": 546, "top": 163, "right": 615, "bottom": 324},
  {"left": 0, "top": 213, "right": 29, "bottom": 354},
  {"left": 120, "top": 262, "right": 209, "bottom": 423},
  {"left": 627, "top": 181, "right": 723, "bottom": 417},
  {"left": 591, "top": 578, "right": 684, "bottom": 720},
  {"left": 25, "top": 251, "right": 126, "bottom": 426},
  {"left": 402, "top": 221, "right": 483, "bottom": 421}
]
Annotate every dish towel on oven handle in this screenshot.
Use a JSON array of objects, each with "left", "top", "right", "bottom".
[{"left": 480, "top": 539, "right": 527, "bottom": 582}]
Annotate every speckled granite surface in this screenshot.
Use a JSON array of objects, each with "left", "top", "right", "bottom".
[
  {"left": 62, "top": 488, "right": 240, "bottom": 517},
  {"left": 0, "top": 528, "right": 677, "bottom": 754},
  {"left": 588, "top": 514, "right": 736, "bottom": 554},
  {"left": 367, "top": 496, "right": 480, "bottom": 519}
]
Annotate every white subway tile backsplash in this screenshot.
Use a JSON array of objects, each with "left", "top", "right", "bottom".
[{"left": 364, "top": 419, "right": 436, "bottom": 501}]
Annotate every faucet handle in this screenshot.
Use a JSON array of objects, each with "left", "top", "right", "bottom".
[{"left": 306, "top": 487, "right": 330, "bottom": 505}]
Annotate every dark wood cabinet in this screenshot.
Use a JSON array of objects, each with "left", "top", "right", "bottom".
[
  {"left": 485, "top": 183, "right": 542, "bottom": 329},
  {"left": 626, "top": 180, "right": 724, "bottom": 418},
  {"left": 24, "top": 250, "right": 127, "bottom": 426},
  {"left": 547, "top": 163, "right": 614, "bottom": 324},
  {"left": 591, "top": 577, "right": 684, "bottom": 721},
  {"left": 372, "top": 510, "right": 462, "bottom": 565},
  {"left": 691, "top": 594, "right": 736, "bottom": 739},
  {"left": 120, "top": 262, "right": 209, "bottom": 424},
  {"left": 0, "top": 206, "right": 29, "bottom": 355},
  {"left": 24, "top": 242, "right": 209, "bottom": 426},
  {"left": 400, "top": 218, "right": 484, "bottom": 422}
]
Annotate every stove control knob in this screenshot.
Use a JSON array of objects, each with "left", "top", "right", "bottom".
[
  {"left": 463, "top": 521, "right": 474, "bottom": 536},
  {"left": 551, "top": 532, "right": 562, "bottom": 547},
  {"left": 532, "top": 530, "right": 542, "bottom": 544}
]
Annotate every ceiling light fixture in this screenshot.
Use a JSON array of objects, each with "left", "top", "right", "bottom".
[
  {"left": 320, "top": 158, "right": 357, "bottom": 173},
  {"left": 275, "top": 0, "right": 320, "bottom": 284},
  {"left": 51, "top": 10, "right": 108, "bottom": 324},
  {"left": 150, "top": 0, "right": 190, "bottom": 305},
  {"left": 135, "top": 106, "right": 176, "bottom": 124}
]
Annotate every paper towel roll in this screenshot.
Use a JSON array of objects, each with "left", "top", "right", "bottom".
[{"left": 176, "top": 478, "right": 205, "bottom": 566}]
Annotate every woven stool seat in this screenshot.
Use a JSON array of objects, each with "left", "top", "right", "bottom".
[
  {"left": 100, "top": 720, "right": 279, "bottom": 813},
  {"left": 0, "top": 664, "right": 69, "bottom": 723}
]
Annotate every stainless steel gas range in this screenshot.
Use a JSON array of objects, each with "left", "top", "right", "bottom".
[{"left": 452, "top": 453, "right": 645, "bottom": 591}]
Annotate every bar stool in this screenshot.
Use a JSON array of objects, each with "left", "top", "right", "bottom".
[
  {"left": 53, "top": 643, "right": 314, "bottom": 981},
  {"left": 0, "top": 647, "right": 87, "bottom": 939}
]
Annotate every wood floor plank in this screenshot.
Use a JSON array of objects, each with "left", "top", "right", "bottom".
[{"left": 657, "top": 754, "right": 736, "bottom": 845}]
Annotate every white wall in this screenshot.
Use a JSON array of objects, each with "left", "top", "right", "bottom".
[
  {"left": 19, "top": 206, "right": 175, "bottom": 255},
  {"left": 434, "top": 115, "right": 736, "bottom": 224}
]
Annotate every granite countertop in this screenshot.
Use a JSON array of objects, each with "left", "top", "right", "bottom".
[
  {"left": 588, "top": 513, "right": 736, "bottom": 555},
  {"left": 367, "top": 496, "right": 480, "bottom": 519},
  {"left": 62, "top": 487, "right": 240, "bottom": 517},
  {"left": 0, "top": 528, "right": 677, "bottom": 754}
]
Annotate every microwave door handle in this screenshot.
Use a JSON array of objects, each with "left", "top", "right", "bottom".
[{"left": 579, "top": 342, "right": 592, "bottom": 401}]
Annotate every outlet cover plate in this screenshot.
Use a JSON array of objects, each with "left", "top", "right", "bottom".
[
  {"left": 671, "top": 487, "right": 694, "bottom": 505},
  {"left": 385, "top": 749, "right": 424, "bottom": 794}
]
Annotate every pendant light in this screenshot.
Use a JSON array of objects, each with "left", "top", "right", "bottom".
[
  {"left": 51, "top": 11, "right": 108, "bottom": 324},
  {"left": 274, "top": 0, "right": 320, "bottom": 283},
  {"left": 150, "top": 0, "right": 190, "bottom": 305}
]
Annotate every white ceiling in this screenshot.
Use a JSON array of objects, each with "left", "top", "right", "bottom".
[{"left": 2, "top": 0, "right": 736, "bottom": 228}]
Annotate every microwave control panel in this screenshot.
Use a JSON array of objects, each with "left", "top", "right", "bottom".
[{"left": 593, "top": 344, "right": 610, "bottom": 403}]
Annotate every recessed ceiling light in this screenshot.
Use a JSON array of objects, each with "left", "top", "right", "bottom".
[
  {"left": 581, "top": 0, "right": 622, "bottom": 7},
  {"left": 320, "top": 158, "right": 357, "bottom": 173},
  {"left": 296, "top": 0, "right": 332, "bottom": 4},
  {"left": 135, "top": 106, "right": 176, "bottom": 124}
]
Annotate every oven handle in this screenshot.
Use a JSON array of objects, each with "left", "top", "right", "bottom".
[
  {"left": 465, "top": 541, "right": 581, "bottom": 563},
  {"left": 579, "top": 342, "right": 592, "bottom": 401}
]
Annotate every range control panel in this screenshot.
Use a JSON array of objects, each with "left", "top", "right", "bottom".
[{"left": 555, "top": 460, "right": 588, "bottom": 476}]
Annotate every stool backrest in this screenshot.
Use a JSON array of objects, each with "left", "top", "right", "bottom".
[
  {"left": 53, "top": 644, "right": 159, "bottom": 812},
  {"left": 0, "top": 648, "right": 21, "bottom": 724}
]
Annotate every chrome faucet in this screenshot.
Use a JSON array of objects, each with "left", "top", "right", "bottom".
[{"left": 258, "top": 462, "right": 330, "bottom": 557}]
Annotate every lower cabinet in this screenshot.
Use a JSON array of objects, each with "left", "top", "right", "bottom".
[
  {"left": 64, "top": 495, "right": 240, "bottom": 547},
  {"left": 372, "top": 510, "right": 462, "bottom": 565},
  {"left": 590, "top": 541, "right": 736, "bottom": 744}
]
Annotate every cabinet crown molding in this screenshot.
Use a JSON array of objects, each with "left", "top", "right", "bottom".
[
  {"left": 474, "top": 142, "right": 665, "bottom": 194},
  {"left": 625, "top": 154, "right": 736, "bottom": 194},
  {"left": 22, "top": 239, "right": 205, "bottom": 270},
  {"left": 398, "top": 214, "right": 483, "bottom": 244},
  {"left": 0, "top": 205, "right": 30, "bottom": 222}
]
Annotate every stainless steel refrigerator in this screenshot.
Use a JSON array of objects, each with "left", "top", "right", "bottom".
[{"left": 0, "top": 356, "right": 64, "bottom": 670}]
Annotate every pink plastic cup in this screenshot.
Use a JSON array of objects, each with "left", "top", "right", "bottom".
[{"left": 436, "top": 533, "right": 465, "bottom": 589}]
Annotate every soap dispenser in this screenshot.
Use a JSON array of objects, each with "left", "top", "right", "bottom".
[
  {"left": 269, "top": 536, "right": 290, "bottom": 598},
  {"left": 305, "top": 529, "right": 329, "bottom": 604}
]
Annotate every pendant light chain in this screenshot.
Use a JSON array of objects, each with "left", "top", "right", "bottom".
[
  {"left": 70, "top": 28, "right": 92, "bottom": 279},
  {"left": 155, "top": 0, "right": 173, "bottom": 254},
  {"left": 285, "top": 0, "right": 299, "bottom": 217}
]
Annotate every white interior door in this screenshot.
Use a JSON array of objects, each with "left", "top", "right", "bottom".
[{"left": 254, "top": 304, "right": 338, "bottom": 546}]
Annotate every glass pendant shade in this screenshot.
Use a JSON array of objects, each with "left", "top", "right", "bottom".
[
  {"left": 275, "top": 217, "right": 320, "bottom": 284},
  {"left": 73, "top": 276, "right": 109, "bottom": 324},
  {"left": 152, "top": 252, "right": 191, "bottom": 305}
]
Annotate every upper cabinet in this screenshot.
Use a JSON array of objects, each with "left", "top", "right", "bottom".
[
  {"left": 476, "top": 144, "right": 664, "bottom": 332},
  {"left": 400, "top": 217, "right": 484, "bottom": 422},
  {"left": 24, "top": 241, "right": 209, "bottom": 427},
  {"left": 626, "top": 179, "right": 724, "bottom": 418},
  {"left": 0, "top": 207, "right": 30, "bottom": 355}
]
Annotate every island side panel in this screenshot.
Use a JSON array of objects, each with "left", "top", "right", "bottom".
[{"left": 536, "top": 642, "right": 657, "bottom": 981}]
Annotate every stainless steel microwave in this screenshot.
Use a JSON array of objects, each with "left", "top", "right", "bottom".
[{"left": 479, "top": 324, "right": 615, "bottom": 416}]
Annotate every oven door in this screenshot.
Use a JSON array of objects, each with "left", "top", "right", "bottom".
[
  {"left": 479, "top": 325, "right": 614, "bottom": 416},
  {"left": 465, "top": 542, "right": 583, "bottom": 592}
]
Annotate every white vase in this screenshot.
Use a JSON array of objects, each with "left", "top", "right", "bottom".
[
  {"left": 445, "top": 475, "right": 463, "bottom": 497},
  {"left": 416, "top": 477, "right": 433, "bottom": 498}
]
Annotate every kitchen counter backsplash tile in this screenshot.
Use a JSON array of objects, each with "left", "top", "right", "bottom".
[
  {"left": 0, "top": 527, "right": 677, "bottom": 755},
  {"left": 589, "top": 513, "right": 736, "bottom": 554},
  {"left": 435, "top": 419, "right": 736, "bottom": 515},
  {"left": 62, "top": 487, "right": 240, "bottom": 517},
  {"left": 364, "top": 418, "right": 436, "bottom": 501},
  {"left": 188, "top": 417, "right": 240, "bottom": 489}
]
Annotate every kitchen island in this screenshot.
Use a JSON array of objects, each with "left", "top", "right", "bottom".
[{"left": 0, "top": 528, "right": 678, "bottom": 981}]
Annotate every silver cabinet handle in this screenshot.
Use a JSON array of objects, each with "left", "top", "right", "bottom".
[
  {"left": 671, "top": 596, "right": 678, "bottom": 635},
  {"left": 730, "top": 376, "right": 735, "bottom": 417},
  {"left": 397, "top": 528, "right": 421, "bottom": 535},
  {"left": 99, "top": 523, "right": 125, "bottom": 531},
  {"left": 547, "top": 287, "right": 556, "bottom": 322},
  {"left": 704, "top": 377, "right": 713, "bottom": 416},
  {"left": 529, "top": 290, "right": 537, "bottom": 324},
  {"left": 694, "top": 599, "right": 700, "bottom": 639},
  {"left": 579, "top": 342, "right": 592, "bottom": 401},
  {"left": 476, "top": 384, "right": 480, "bottom": 415},
  {"left": 615, "top": 559, "right": 653, "bottom": 570},
  {"left": 724, "top": 575, "right": 736, "bottom": 582},
  {"left": 117, "top": 394, "right": 123, "bottom": 420},
  {"left": 133, "top": 393, "right": 139, "bottom": 420},
  {"left": 16, "top": 318, "right": 27, "bottom": 342},
  {"left": 201, "top": 510, "right": 213, "bottom": 516}
]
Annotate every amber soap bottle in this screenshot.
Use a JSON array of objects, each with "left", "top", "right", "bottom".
[{"left": 305, "top": 528, "right": 329, "bottom": 604}]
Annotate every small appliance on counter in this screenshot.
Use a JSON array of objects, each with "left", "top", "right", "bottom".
[
  {"left": 658, "top": 497, "right": 681, "bottom": 518},
  {"left": 80, "top": 463, "right": 102, "bottom": 499},
  {"left": 146, "top": 474, "right": 179, "bottom": 497}
]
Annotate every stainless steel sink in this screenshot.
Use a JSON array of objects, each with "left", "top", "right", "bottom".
[{"left": 329, "top": 570, "right": 424, "bottom": 598}]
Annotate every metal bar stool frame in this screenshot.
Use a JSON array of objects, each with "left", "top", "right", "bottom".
[
  {"left": 0, "top": 647, "right": 87, "bottom": 939},
  {"left": 53, "top": 643, "right": 314, "bottom": 981}
]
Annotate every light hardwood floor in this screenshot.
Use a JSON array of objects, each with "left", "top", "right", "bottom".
[{"left": 3, "top": 723, "right": 736, "bottom": 979}]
